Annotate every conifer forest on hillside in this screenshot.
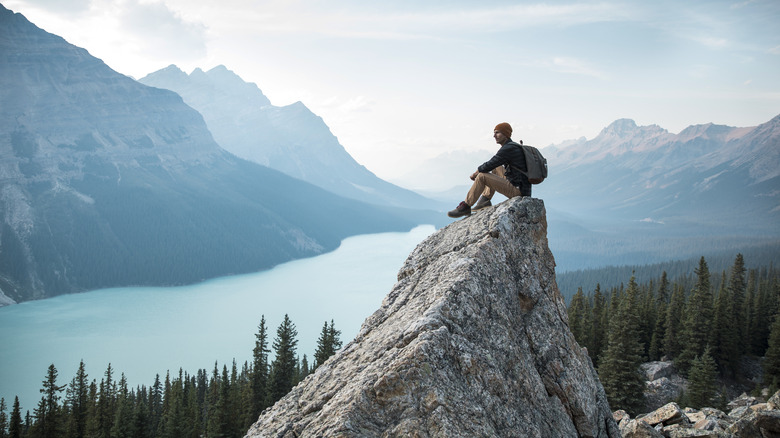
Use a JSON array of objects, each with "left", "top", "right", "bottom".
[{"left": 567, "top": 254, "right": 780, "bottom": 415}]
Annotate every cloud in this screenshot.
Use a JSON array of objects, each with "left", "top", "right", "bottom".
[
  {"left": 119, "top": 0, "right": 208, "bottom": 61},
  {"left": 6, "top": 0, "right": 91, "bottom": 16},
  {"left": 550, "top": 57, "right": 609, "bottom": 79},
  {"left": 205, "top": 2, "right": 637, "bottom": 41}
]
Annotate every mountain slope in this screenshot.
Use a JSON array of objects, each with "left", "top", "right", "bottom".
[
  {"left": 542, "top": 116, "right": 780, "bottom": 230},
  {"left": 139, "top": 65, "right": 442, "bottom": 210},
  {"left": 0, "top": 5, "right": 417, "bottom": 304},
  {"left": 539, "top": 116, "right": 780, "bottom": 270},
  {"left": 400, "top": 116, "right": 780, "bottom": 271}
]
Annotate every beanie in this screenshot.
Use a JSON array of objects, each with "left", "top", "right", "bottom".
[{"left": 494, "top": 122, "right": 512, "bottom": 138}]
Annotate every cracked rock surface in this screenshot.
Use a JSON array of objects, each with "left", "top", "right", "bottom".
[{"left": 246, "top": 197, "right": 620, "bottom": 438}]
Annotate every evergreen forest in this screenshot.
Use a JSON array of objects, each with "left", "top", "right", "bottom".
[
  {"left": 566, "top": 254, "right": 780, "bottom": 415},
  {"left": 0, "top": 316, "right": 342, "bottom": 438}
]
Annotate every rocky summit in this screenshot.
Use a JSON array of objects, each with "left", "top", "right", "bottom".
[{"left": 246, "top": 197, "right": 620, "bottom": 437}]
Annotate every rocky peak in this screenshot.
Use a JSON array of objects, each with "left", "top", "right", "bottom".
[
  {"left": 600, "top": 118, "right": 640, "bottom": 137},
  {"left": 246, "top": 197, "right": 619, "bottom": 437}
]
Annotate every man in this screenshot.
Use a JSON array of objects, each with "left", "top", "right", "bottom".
[{"left": 447, "top": 122, "right": 531, "bottom": 218}]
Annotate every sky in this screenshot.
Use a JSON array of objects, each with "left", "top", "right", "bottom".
[{"left": 4, "top": 0, "right": 780, "bottom": 180}]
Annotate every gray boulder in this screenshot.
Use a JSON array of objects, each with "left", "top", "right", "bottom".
[
  {"left": 245, "top": 197, "right": 619, "bottom": 437},
  {"left": 642, "top": 361, "right": 676, "bottom": 381}
]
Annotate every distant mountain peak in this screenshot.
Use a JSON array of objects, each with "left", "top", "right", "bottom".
[
  {"left": 599, "top": 118, "right": 638, "bottom": 137},
  {"left": 139, "top": 65, "right": 434, "bottom": 210}
]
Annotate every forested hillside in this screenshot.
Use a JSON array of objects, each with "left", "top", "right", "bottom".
[
  {"left": 557, "top": 244, "right": 780, "bottom": 302},
  {"left": 566, "top": 254, "right": 780, "bottom": 414}
]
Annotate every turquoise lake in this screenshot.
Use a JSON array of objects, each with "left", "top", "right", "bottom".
[{"left": 0, "top": 225, "right": 436, "bottom": 411}]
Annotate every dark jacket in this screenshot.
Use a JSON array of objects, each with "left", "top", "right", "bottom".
[{"left": 477, "top": 140, "right": 530, "bottom": 194}]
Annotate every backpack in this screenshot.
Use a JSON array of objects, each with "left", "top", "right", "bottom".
[{"left": 510, "top": 142, "right": 548, "bottom": 184}]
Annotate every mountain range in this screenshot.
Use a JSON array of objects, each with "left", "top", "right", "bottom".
[
  {"left": 2, "top": 2, "right": 777, "bottom": 305},
  {"left": 0, "top": 4, "right": 425, "bottom": 305},
  {"left": 401, "top": 116, "right": 780, "bottom": 270},
  {"left": 542, "top": 116, "right": 780, "bottom": 269},
  {"left": 138, "top": 65, "right": 442, "bottom": 211},
  {"left": 544, "top": 117, "right": 779, "bottom": 228}
]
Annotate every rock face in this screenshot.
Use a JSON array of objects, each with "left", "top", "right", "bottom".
[
  {"left": 246, "top": 197, "right": 619, "bottom": 437},
  {"left": 0, "top": 5, "right": 418, "bottom": 304}
]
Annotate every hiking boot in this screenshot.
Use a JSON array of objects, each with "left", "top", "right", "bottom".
[
  {"left": 473, "top": 196, "right": 492, "bottom": 211},
  {"left": 447, "top": 201, "right": 471, "bottom": 218}
]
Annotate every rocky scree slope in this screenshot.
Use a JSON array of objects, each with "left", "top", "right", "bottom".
[{"left": 246, "top": 197, "right": 620, "bottom": 437}]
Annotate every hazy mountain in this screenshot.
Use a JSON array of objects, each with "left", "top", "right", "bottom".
[
  {"left": 139, "top": 65, "right": 443, "bottom": 210},
  {"left": 0, "top": 5, "right": 420, "bottom": 305},
  {"left": 401, "top": 116, "right": 779, "bottom": 271},
  {"left": 544, "top": 116, "right": 779, "bottom": 229},
  {"left": 542, "top": 116, "right": 780, "bottom": 270}
]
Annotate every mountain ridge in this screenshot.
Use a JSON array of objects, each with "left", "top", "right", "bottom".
[
  {"left": 139, "top": 64, "right": 443, "bottom": 211},
  {"left": 0, "top": 4, "right": 419, "bottom": 305}
]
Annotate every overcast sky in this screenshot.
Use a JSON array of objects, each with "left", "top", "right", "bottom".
[{"left": 5, "top": 0, "right": 780, "bottom": 180}]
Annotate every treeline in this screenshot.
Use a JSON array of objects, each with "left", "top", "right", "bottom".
[
  {"left": 557, "top": 243, "right": 780, "bottom": 303},
  {"left": 0, "top": 315, "right": 342, "bottom": 438},
  {"left": 566, "top": 254, "right": 780, "bottom": 415}
]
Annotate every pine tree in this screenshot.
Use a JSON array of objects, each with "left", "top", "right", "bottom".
[
  {"left": 314, "top": 320, "right": 342, "bottom": 369},
  {"left": 64, "top": 360, "right": 89, "bottom": 438},
  {"left": 637, "top": 282, "right": 655, "bottom": 359},
  {"left": 750, "top": 271, "right": 777, "bottom": 355},
  {"left": 132, "top": 386, "right": 151, "bottom": 438},
  {"left": 111, "top": 374, "right": 134, "bottom": 438},
  {"left": 649, "top": 272, "right": 669, "bottom": 361},
  {"left": 687, "top": 347, "right": 718, "bottom": 409},
  {"left": 747, "top": 269, "right": 763, "bottom": 355},
  {"left": 0, "top": 398, "right": 8, "bottom": 438},
  {"left": 677, "top": 257, "right": 714, "bottom": 374},
  {"left": 267, "top": 314, "right": 299, "bottom": 405},
  {"left": 36, "top": 363, "right": 65, "bottom": 438},
  {"left": 161, "top": 371, "right": 187, "bottom": 438},
  {"left": 664, "top": 284, "right": 686, "bottom": 359},
  {"left": 598, "top": 275, "right": 646, "bottom": 415},
  {"left": 729, "top": 254, "right": 748, "bottom": 354},
  {"left": 8, "top": 397, "right": 21, "bottom": 438},
  {"left": 84, "top": 381, "right": 99, "bottom": 438},
  {"left": 297, "top": 355, "right": 311, "bottom": 383},
  {"left": 96, "top": 363, "right": 117, "bottom": 438},
  {"left": 711, "top": 272, "right": 739, "bottom": 376},
  {"left": 149, "top": 373, "right": 163, "bottom": 436},
  {"left": 567, "top": 288, "right": 588, "bottom": 348},
  {"left": 206, "top": 363, "right": 221, "bottom": 438},
  {"left": 590, "top": 285, "right": 607, "bottom": 363},
  {"left": 249, "top": 316, "right": 269, "bottom": 422},
  {"left": 215, "top": 365, "right": 232, "bottom": 437},
  {"left": 763, "top": 302, "right": 780, "bottom": 385}
]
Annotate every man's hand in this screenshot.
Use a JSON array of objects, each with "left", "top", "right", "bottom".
[{"left": 470, "top": 171, "right": 479, "bottom": 181}]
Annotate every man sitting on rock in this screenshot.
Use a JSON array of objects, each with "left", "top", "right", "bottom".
[{"left": 447, "top": 122, "right": 531, "bottom": 218}]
